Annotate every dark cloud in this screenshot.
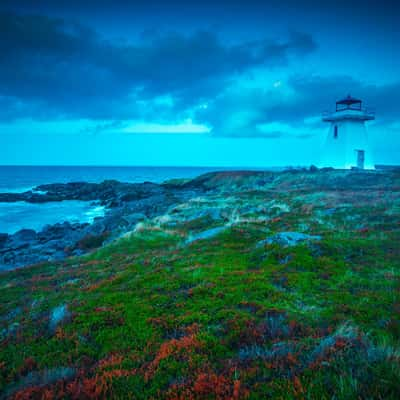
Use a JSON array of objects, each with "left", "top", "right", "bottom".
[
  {"left": 194, "top": 75, "right": 400, "bottom": 138},
  {"left": 0, "top": 12, "right": 316, "bottom": 121},
  {"left": 2, "top": 0, "right": 399, "bottom": 22},
  {"left": 267, "top": 76, "right": 400, "bottom": 124},
  {"left": 1, "top": 10, "right": 397, "bottom": 139}
]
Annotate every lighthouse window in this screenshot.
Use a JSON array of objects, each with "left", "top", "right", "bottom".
[{"left": 334, "top": 125, "right": 338, "bottom": 139}]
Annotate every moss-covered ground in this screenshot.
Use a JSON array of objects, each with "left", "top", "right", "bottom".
[{"left": 1, "top": 170, "right": 399, "bottom": 399}]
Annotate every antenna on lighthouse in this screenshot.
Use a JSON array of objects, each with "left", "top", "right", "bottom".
[{"left": 320, "top": 95, "right": 375, "bottom": 169}]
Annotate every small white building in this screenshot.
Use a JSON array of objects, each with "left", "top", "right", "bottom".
[{"left": 320, "top": 95, "right": 375, "bottom": 169}]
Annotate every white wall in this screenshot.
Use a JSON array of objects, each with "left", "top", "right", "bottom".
[{"left": 319, "top": 120, "right": 374, "bottom": 169}]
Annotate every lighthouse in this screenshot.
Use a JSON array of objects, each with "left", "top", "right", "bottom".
[{"left": 320, "top": 95, "right": 375, "bottom": 169}]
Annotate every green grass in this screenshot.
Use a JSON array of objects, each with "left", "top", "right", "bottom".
[{"left": 1, "top": 172, "right": 399, "bottom": 399}]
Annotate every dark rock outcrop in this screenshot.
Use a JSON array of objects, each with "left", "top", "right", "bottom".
[{"left": 0, "top": 179, "right": 204, "bottom": 270}]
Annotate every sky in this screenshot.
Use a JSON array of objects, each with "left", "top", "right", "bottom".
[{"left": 0, "top": 0, "right": 399, "bottom": 166}]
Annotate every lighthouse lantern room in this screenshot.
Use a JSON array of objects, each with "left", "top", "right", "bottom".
[{"left": 320, "top": 95, "right": 375, "bottom": 169}]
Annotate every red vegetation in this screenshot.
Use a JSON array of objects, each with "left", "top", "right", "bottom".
[
  {"left": 193, "top": 372, "right": 231, "bottom": 397},
  {"left": 165, "top": 370, "right": 249, "bottom": 400},
  {"left": 144, "top": 333, "right": 201, "bottom": 381},
  {"left": 18, "top": 357, "right": 38, "bottom": 376}
]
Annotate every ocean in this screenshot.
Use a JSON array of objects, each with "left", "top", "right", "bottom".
[{"left": 0, "top": 166, "right": 260, "bottom": 234}]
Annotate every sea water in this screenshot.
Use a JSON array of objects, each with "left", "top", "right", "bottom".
[
  {"left": 0, "top": 166, "right": 254, "bottom": 234},
  {"left": 0, "top": 201, "right": 105, "bottom": 234}
]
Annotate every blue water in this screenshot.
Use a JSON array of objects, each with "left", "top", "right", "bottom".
[
  {"left": 0, "top": 201, "right": 105, "bottom": 234},
  {"left": 0, "top": 166, "right": 256, "bottom": 234},
  {"left": 0, "top": 166, "right": 243, "bottom": 192}
]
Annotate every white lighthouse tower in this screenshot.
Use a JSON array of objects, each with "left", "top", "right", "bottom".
[{"left": 320, "top": 95, "right": 375, "bottom": 169}]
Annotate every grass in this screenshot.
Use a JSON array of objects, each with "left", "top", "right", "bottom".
[{"left": 0, "top": 170, "right": 399, "bottom": 399}]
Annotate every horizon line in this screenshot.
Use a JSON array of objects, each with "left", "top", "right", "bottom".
[{"left": 0, "top": 164, "right": 301, "bottom": 168}]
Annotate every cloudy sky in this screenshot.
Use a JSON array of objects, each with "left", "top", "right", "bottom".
[{"left": 1, "top": 0, "right": 399, "bottom": 166}]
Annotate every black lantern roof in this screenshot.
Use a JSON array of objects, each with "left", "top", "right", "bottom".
[{"left": 336, "top": 95, "right": 362, "bottom": 111}]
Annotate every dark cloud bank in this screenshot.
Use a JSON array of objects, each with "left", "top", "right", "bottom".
[{"left": 0, "top": 10, "right": 399, "bottom": 137}]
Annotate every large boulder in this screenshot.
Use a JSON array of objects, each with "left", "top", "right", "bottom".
[
  {"left": 259, "top": 232, "right": 322, "bottom": 247},
  {"left": 49, "top": 304, "right": 71, "bottom": 333},
  {"left": 186, "top": 226, "right": 226, "bottom": 244},
  {"left": 12, "top": 229, "right": 37, "bottom": 242}
]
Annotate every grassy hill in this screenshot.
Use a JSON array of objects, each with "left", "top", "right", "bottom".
[{"left": 1, "top": 170, "right": 399, "bottom": 399}]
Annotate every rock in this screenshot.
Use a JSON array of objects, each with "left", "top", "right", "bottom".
[
  {"left": 186, "top": 226, "right": 226, "bottom": 244},
  {"left": 0, "top": 183, "right": 186, "bottom": 269},
  {"left": 0, "top": 193, "right": 25, "bottom": 202},
  {"left": 76, "top": 232, "right": 109, "bottom": 250},
  {"left": 72, "top": 249, "right": 84, "bottom": 257},
  {"left": 0, "top": 233, "right": 9, "bottom": 247},
  {"left": 13, "top": 229, "right": 37, "bottom": 242},
  {"left": 49, "top": 304, "right": 71, "bottom": 332},
  {"left": 186, "top": 208, "right": 223, "bottom": 222},
  {"left": 0, "top": 175, "right": 208, "bottom": 269},
  {"left": 122, "top": 212, "right": 146, "bottom": 225},
  {"left": 259, "top": 232, "right": 321, "bottom": 247},
  {"left": 320, "top": 167, "right": 335, "bottom": 172}
]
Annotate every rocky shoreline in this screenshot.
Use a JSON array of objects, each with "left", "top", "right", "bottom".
[
  {"left": 0, "top": 179, "right": 203, "bottom": 270},
  {"left": 1, "top": 168, "right": 398, "bottom": 270}
]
